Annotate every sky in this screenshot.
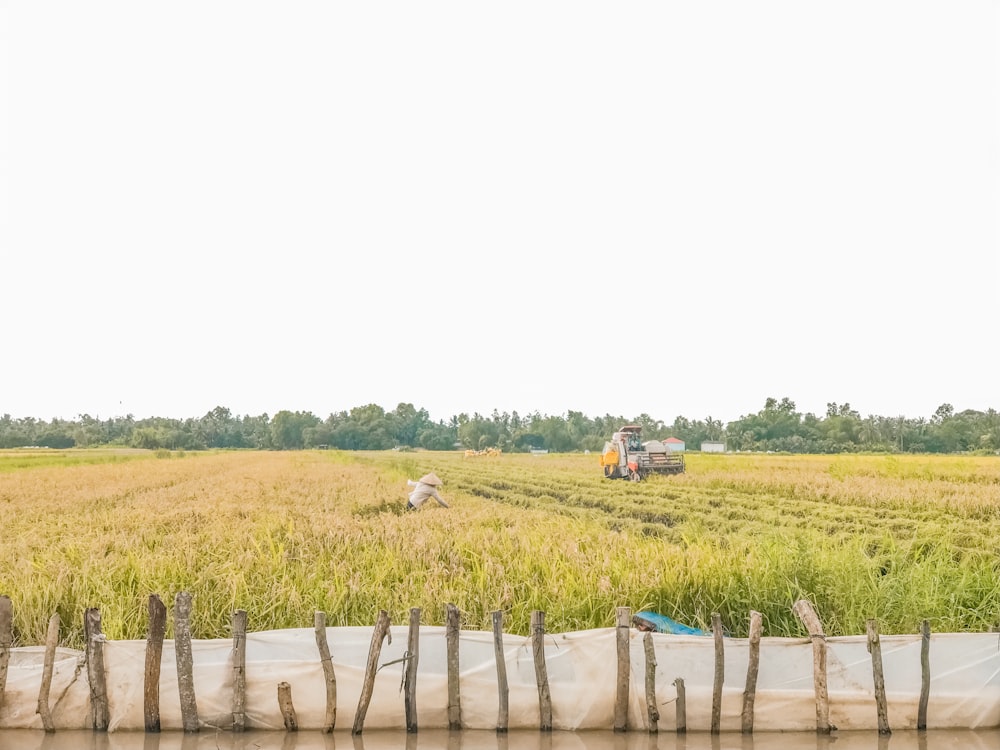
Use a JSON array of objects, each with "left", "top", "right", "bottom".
[{"left": 1, "top": 2, "right": 997, "bottom": 427}]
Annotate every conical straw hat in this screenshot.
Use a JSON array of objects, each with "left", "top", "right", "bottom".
[{"left": 419, "top": 472, "right": 443, "bottom": 486}]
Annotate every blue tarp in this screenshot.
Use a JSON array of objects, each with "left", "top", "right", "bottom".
[{"left": 633, "top": 611, "right": 707, "bottom": 635}]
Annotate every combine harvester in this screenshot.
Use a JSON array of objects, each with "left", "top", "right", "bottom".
[{"left": 600, "top": 425, "right": 685, "bottom": 481}]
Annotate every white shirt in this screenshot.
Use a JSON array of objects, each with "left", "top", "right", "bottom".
[{"left": 407, "top": 480, "right": 448, "bottom": 508}]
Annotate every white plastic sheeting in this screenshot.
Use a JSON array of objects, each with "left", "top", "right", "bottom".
[
  {"left": 6, "top": 729, "right": 1000, "bottom": 750},
  {"left": 1, "top": 627, "right": 999, "bottom": 732},
  {"left": 0, "top": 647, "right": 91, "bottom": 729}
]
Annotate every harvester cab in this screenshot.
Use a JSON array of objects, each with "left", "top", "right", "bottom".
[{"left": 600, "top": 425, "right": 685, "bottom": 481}]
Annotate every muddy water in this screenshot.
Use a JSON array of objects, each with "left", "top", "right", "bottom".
[{"left": 0, "top": 729, "right": 997, "bottom": 750}]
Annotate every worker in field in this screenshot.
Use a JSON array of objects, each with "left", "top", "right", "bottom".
[{"left": 406, "top": 472, "right": 449, "bottom": 510}]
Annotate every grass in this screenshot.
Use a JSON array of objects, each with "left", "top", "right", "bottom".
[{"left": 1, "top": 449, "right": 998, "bottom": 649}]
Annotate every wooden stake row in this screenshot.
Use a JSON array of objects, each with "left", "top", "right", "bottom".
[
  {"left": 0, "top": 594, "right": 935, "bottom": 735},
  {"left": 790, "top": 600, "right": 932, "bottom": 736}
]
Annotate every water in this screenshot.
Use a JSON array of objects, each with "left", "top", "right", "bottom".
[{"left": 1, "top": 728, "right": 998, "bottom": 750}]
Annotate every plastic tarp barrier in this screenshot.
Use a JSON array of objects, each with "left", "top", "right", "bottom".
[
  {"left": 1, "top": 627, "right": 999, "bottom": 731},
  {"left": 0, "top": 647, "right": 91, "bottom": 729}
]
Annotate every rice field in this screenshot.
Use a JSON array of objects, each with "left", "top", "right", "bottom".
[{"left": 1, "top": 448, "right": 998, "bottom": 649}]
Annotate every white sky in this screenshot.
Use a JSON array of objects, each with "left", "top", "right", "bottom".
[{"left": 2, "top": 2, "right": 997, "bottom": 426}]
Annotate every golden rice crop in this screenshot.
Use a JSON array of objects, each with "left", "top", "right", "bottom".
[{"left": 1, "top": 449, "right": 998, "bottom": 649}]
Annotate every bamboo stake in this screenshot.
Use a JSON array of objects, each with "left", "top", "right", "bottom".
[
  {"left": 446, "top": 603, "right": 461, "bottom": 730},
  {"left": 144, "top": 594, "right": 166, "bottom": 733},
  {"left": 352, "top": 609, "right": 391, "bottom": 735},
  {"left": 36, "top": 613, "right": 59, "bottom": 733},
  {"left": 867, "top": 619, "right": 891, "bottom": 735},
  {"left": 405, "top": 607, "right": 421, "bottom": 733},
  {"left": 792, "top": 599, "right": 831, "bottom": 733},
  {"left": 741, "top": 610, "right": 762, "bottom": 734},
  {"left": 0, "top": 595, "right": 12, "bottom": 714},
  {"left": 492, "top": 610, "right": 509, "bottom": 733},
  {"left": 232, "top": 609, "right": 247, "bottom": 732},
  {"left": 314, "top": 611, "right": 337, "bottom": 732},
  {"left": 918, "top": 619, "right": 931, "bottom": 730},
  {"left": 673, "top": 677, "right": 686, "bottom": 734},
  {"left": 614, "top": 606, "right": 631, "bottom": 732},
  {"left": 84, "top": 607, "right": 110, "bottom": 730},
  {"left": 531, "top": 610, "right": 552, "bottom": 731},
  {"left": 174, "top": 591, "right": 199, "bottom": 733},
  {"left": 643, "top": 632, "right": 659, "bottom": 733},
  {"left": 278, "top": 681, "right": 298, "bottom": 731},
  {"left": 711, "top": 613, "right": 724, "bottom": 734}
]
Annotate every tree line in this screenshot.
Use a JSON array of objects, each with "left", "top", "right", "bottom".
[{"left": 2, "top": 398, "right": 998, "bottom": 454}]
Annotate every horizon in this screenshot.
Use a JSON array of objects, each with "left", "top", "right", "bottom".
[{"left": 3, "top": 397, "right": 994, "bottom": 426}]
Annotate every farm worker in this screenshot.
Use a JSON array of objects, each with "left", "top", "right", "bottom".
[{"left": 406, "top": 472, "right": 449, "bottom": 510}]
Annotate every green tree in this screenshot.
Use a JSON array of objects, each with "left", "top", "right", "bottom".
[
  {"left": 529, "top": 414, "right": 574, "bottom": 452},
  {"left": 417, "top": 423, "right": 457, "bottom": 450},
  {"left": 457, "top": 413, "right": 500, "bottom": 451},
  {"left": 389, "top": 403, "right": 431, "bottom": 447},
  {"left": 270, "top": 411, "right": 320, "bottom": 450},
  {"left": 726, "top": 397, "right": 803, "bottom": 450},
  {"left": 35, "top": 428, "right": 75, "bottom": 448},
  {"left": 819, "top": 402, "right": 861, "bottom": 451},
  {"left": 977, "top": 409, "right": 1000, "bottom": 451}
]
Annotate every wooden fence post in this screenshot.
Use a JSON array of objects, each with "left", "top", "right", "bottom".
[
  {"left": 278, "top": 681, "right": 298, "bottom": 730},
  {"left": 446, "top": 603, "right": 461, "bottom": 730},
  {"left": 793, "top": 599, "right": 831, "bottom": 733},
  {"left": 144, "top": 594, "right": 166, "bottom": 733},
  {"left": 352, "top": 609, "right": 391, "bottom": 735},
  {"left": 174, "top": 591, "right": 199, "bottom": 733},
  {"left": 36, "top": 613, "right": 60, "bottom": 733},
  {"left": 85, "top": 607, "right": 110, "bottom": 730},
  {"left": 918, "top": 619, "right": 930, "bottom": 730},
  {"left": 674, "top": 677, "right": 686, "bottom": 734},
  {"left": 867, "top": 619, "right": 890, "bottom": 735},
  {"left": 742, "top": 610, "right": 762, "bottom": 734},
  {"left": 492, "top": 610, "right": 509, "bottom": 733},
  {"left": 0, "top": 596, "right": 12, "bottom": 715},
  {"left": 531, "top": 610, "right": 552, "bottom": 732},
  {"left": 711, "top": 612, "right": 724, "bottom": 734},
  {"left": 232, "top": 609, "right": 247, "bottom": 732},
  {"left": 614, "top": 606, "right": 631, "bottom": 732},
  {"left": 404, "top": 607, "right": 420, "bottom": 733},
  {"left": 314, "top": 611, "right": 337, "bottom": 732},
  {"left": 643, "top": 632, "right": 659, "bottom": 733}
]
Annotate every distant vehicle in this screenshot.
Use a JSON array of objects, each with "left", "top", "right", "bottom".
[{"left": 599, "top": 425, "right": 685, "bottom": 481}]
